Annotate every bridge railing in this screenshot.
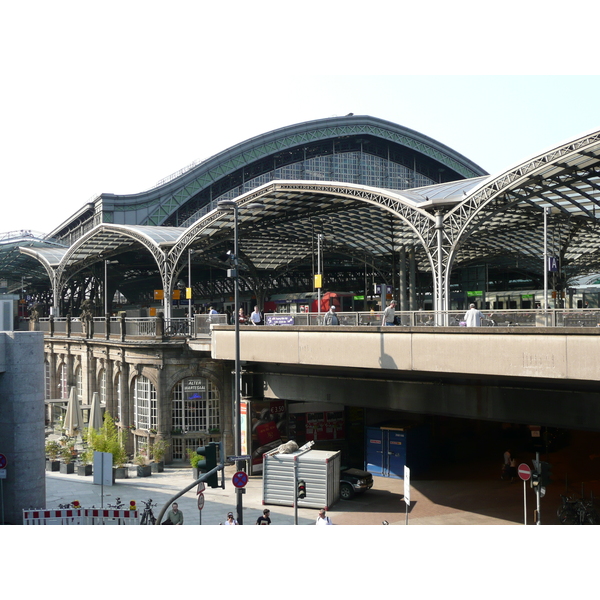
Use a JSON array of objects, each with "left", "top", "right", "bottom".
[
  {"left": 258, "top": 309, "right": 600, "bottom": 328},
  {"left": 194, "top": 314, "right": 228, "bottom": 336},
  {"left": 35, "top": 308, "right": 600, "bottom": 342}
]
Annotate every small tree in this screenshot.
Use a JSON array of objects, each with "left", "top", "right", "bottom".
[
  {"left": 45, "top": 440, "right": 61, "bottom": 461},
  {"left": 88, "top": 412, "right": 128, "bottom": 468},
  {"left": 151, "top": 439, "right": 170, "bottom": 463}
]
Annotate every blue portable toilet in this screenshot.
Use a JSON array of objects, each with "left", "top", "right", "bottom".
[{"left": 365, "top": 424, "right": 429, "bottom": 479}]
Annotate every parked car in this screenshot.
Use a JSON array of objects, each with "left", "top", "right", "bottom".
[{"left": 340, "top": 467, "right": 373, "bottom": 499}]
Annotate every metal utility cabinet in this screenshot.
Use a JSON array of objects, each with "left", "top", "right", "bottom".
[
  {"left": 366, "top": 424, "right": 430, "bottom": 479},
  {"left": 262, "top": 448, "right": 341, "bottom": 510}
]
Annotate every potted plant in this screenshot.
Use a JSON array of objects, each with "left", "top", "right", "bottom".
[
  {"left": 134, "top": 452, "right": 152, "bottom": 477},
  {"left": 187, "top": 447, "right": 203, "bottom": 479},
  {"left": 150, "top": 439, "right": 169, "bottom": 473},
  {"left": 45, "top": 440, "right": 61, "bottom": 471},
  {"left": 87, "top": 412, "right": 129, "bottom": 479},
  {"left": 77, "top": 448, "right": 93, "bottom": 476},
  {"left": 60, "top": 445, "right": 75, "bottom": 474}
]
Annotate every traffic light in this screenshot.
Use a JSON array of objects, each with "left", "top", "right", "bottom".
[
  {"left": 196, "top": 442, "right": 219, "bottom": 488},
  {"left": 297, "top": 479, "right": 306, "bottom": 500},
  {"left": 531, "top": 470, "right": 540, "bottom": 490},
  {"left": 540, "top": 462, "right": 553, "bottom": 487}
]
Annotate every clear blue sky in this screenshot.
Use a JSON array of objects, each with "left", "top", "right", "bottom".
[{"left": 2, "top": 2, "right": 599, "bottom": 235}]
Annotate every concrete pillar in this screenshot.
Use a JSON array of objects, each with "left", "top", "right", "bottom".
[{"left": 0, "top": 332, "right": 45, "bottom": 524}]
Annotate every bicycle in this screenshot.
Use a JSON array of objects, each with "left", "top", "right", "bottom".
[
  {"left": 107, "top": 497, "right": 125, "bottom": 509},
  {"left": 139, "top": 499, "right": 157, "bottom": 525},
  {"left": 557, "top": 494, "right": 599, "bottom": 525}
]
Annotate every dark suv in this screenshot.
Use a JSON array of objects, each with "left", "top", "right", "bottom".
[{"left": 340, "top": 467, "right": 374, "bottom": 499}]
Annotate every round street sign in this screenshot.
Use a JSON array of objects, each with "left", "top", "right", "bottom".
[
  {"left": 232, "top": 471, "right": 249, "bottom": 488},
  {"left": 197, "top": 494, "right": 205, "bottom": 510},
  {"left": 518, "top": 463, "right": 531, "bottom": 481},
  {"left": 0, "top": 454, "right": 6, "bottom": 469}
]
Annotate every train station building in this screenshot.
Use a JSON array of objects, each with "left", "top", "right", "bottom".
[{"left": 3, "top": 114, "right": 600, "bottom": 495}]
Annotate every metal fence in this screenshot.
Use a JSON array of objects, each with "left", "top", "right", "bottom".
[
  {"left": 37, "top": 309, "right": 600, "bottom": 341},
  {"left": 260, "top": 309, "right": 600, "bottom": 328},
  {"left": 194, "top": 314, "right": 229, "bottom": 336}
]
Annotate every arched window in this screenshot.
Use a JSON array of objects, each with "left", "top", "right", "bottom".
[
  {"left": 45, "top": 360, "right": 51, "bottom": 400},
  {"left": 75, "top": 366, "right": 83, "bottom": 402},
  {"left": 170, "top": 377, "right": 221, "bottom": 461},
  {"left": 98, "top": 368, "right": 107, "bottom": 405},
  {"left": 171, "top": 377, "right": 220, "bottom": 434},
  {"left": 59, "top": 363, "right": 68, "bottom": 399},
  {"left": 133, "top": 375, "right": 157, "bottom": 431},
  {"left": 114, "top": 371, "right": 122, "bottom": 424}
]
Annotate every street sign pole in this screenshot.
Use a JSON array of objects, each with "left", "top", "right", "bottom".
[
  {"left": 523, "top": 480, "right": 527, "bottom": 526},
  {"left": 294, "top": 458, "right": 298, "bottom": 526},
  {"left": 197, "top": 481, "right": 205, "bottom": 525},
  {"left": 404, "top": 465, "right": 410, "bottom": 525},
  {"left": 517, "top": 463, "right": 532, "bottom": 526},
  {"left": 535, "top": 452, "right": 541, "bottom": 525}
]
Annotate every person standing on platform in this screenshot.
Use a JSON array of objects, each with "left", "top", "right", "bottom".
[
  {"left": 382, "top": 300, "right": 396, "bottom": 326},
  {"left": 464, "top": 303, "right": 484, "bottom": 327},
  {"left": 323, "top": 305, "right": 340, "bottom": 325},
  {"left": 250, "top": 306, "right": 263, "bottom": 326}
]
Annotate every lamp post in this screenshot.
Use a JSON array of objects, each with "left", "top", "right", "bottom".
[
  {"left": 188, "top": 248, "right": 192, "bottom": 320},
  {"left": 217, "top": 199, "right": 263, "bottom": 524},
  {"left": 543, "top": 207, "right": 549, "bottom": 311}
]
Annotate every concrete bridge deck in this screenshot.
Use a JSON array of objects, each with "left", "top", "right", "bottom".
[{"left": 208, "top": 325, "right": 600, "bottom": 383}]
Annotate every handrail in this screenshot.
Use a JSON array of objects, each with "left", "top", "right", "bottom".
[{"left": 35, "top": 308, "right": 600, "bottom": 342}]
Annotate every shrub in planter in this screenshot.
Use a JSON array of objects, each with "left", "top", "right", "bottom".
[
  {"left": 87, "top": 411, "right": 128, "bottom": 472},
  {"left": 113, "top": 466, "right": 129, "bottom": 479},
  {"left": 77, "top": 449, "right": 93, "bottom": 476},
  {"left": 134, "top": 453, "right": 152, "bottom": 477},
  {"left": 77, "top": 464, "right": 93, "bottom": 476},
  {"left": 60, "top": 446, "right": 75, "bottom": 474},
  {"left": 150, "top": 439, "right": 169, "bottom": 473},
  {"left": 45, "top": 440, "right": 61, "bottom": 471},
  {"left": 187, "top": 448, "right": 203, "bottom": 479}
]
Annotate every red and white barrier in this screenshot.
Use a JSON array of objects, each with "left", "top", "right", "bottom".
[
  {"left": 85, "top": 508, "right": 138, "bottom": 525},
  {"left": 23, "top": 509, "right": 84, "bottom": 525},
  {"left": 23, "top": 508, "right": 139, "bottom": 525}
]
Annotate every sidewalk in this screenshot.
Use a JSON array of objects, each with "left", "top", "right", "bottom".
[{"left": 43, "top": 463, "right": 528, "bottom": 525}]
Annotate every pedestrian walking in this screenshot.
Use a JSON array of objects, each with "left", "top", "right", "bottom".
[
  {"left": 316, "top": 508, "right": 333, "bottom": 525},
  {"left": 223, "top": 511, "right": 238, "bottom": 525},
  {"left": 502, "top": 450, "right": 511, "bottom": 480},
  {"left": 256, "top": 508, "right": 271, "bottom": 525},
  {"left": 508, "top": 456, "right": 518, "bottom": 482},
  {"left": 382, "top": 300, "right": 396, "bottom": 326}
]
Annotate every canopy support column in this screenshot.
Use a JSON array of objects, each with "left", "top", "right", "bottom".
[{"left": 399, "top": 246, "right": 407, "bottom": 311}]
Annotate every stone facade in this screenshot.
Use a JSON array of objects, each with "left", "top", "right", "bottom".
[{"left": 43, "top": 337, "right": 234, "bottom": 464}]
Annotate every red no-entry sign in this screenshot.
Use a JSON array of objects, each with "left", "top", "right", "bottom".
[{"left": 518, "top": 463, "right": 531, "bottom": 481}]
